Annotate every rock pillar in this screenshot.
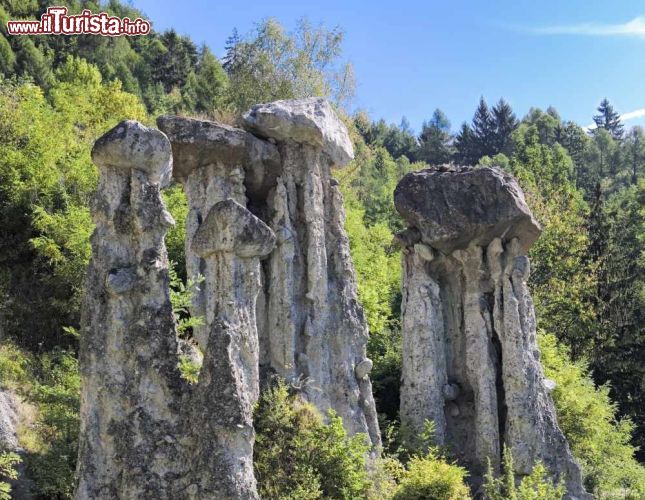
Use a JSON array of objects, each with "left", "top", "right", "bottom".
[{"left": 395, "top": 166, "right": 589, "bottom": 498}]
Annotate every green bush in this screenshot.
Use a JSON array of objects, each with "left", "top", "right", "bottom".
[
  {"left": 0, "top": 452, "right": 20, "bottom": 500},
  {"left": 484, "top": 447, "right": 564, "bottom": 500},
  {"left": 24, "top": 350, "right": 80, "bottom": 499},
  {"left": 254, "top": 381, "right": 372, "bottom": 499},
  {"left": 540, "top": 332, "right": 645, "bottom": 497},
  {"left": 392, "top": 453, "right": 471, "bottom": 500}
]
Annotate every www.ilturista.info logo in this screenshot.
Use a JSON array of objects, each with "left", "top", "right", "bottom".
[{"left": 6, "top": 7, "right": 151, "bottom": 36}]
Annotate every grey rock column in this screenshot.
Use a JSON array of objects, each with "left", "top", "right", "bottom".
[
  {"left": 77, "top": 121, "right": 185, "bottom": 499},
  {"left": 156, "top": 116, "right": 280, "bottom": 350},
  {"left": 186, "top": 199, "right": 275, "bottom": 499},
  {"left": 395, "top": 166, "right": 589, "bottom": 498},
  {"left": 243, "top": 98, "right": 381, "bottom": 447}
]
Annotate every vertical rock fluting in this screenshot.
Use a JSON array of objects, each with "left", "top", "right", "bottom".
[
  {"left": 188, "top": 199, "right": 275, "bottom": 499},
  {"left": 242, "top": 98, "right": 381, "bottom": 447},
  {"left": 156, "top": 116, "right": 280, "bottom": 350},
  {"left": 77, "top": 121, "right": 185, "bottom": 499},
  {"left": 395, "top": 166, "right": 589, "bottom": 498}
]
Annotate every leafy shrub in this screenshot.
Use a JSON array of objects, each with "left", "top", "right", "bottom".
[
  {"left": 23, "top": 350, "right": 80, "bottom": 499},
  {"left": 392, "top": 453, "right": 471, "bottom": 500},
  {"left": 254, "top": 381, "right": 372, "bottom": 499},
  {"left": 484, "top": 447, "right": 564, "bottom": 500},
  {"left": 540, "top": 332, "right": 645, "bottom": 497},
  {"left": 0, "top": 452, "right": 20, "bottom": 500}
]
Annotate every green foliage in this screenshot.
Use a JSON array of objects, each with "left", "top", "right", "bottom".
[
  {"left": 0, "top": 452, "right": 20, "bottom": 500},
  {"left": 540, "top": 332, "right": 645, "bottom": 497},
  {"left": 483, "top": 447, "right": 564, "bottom": 500},
  {"left": 162, "top": 184, "right": 189, "bottom": 279},
  {"left": 592, "top": 182, "right": 645, "bottom": 456},
  {"left": 392, "top": 453, "right": 471, "bottom": 500},
  {"left": 254, "top": 381, "right": 372, "bottom": 499},
  {"left": 24, "top": 349, "right": 80, "bottom": 499},
  {"left": 223, "top": 18, "right": 355, "bottom": 111}
]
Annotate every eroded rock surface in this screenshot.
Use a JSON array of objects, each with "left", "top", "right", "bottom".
[
  {"left": 396, "top": 166, "right": 589, "bottom": 499},
  {"left": 242, "top": 98, "right": 381, "bottom": 447},
  {"left": 79, "top": 102, "right": 383, "bottom": 498},
  {"left": 158, "top": 115, "right": 279, "bottom": 349},
  {"left": 77, "top": 121, "right": 184, "bottom": 499},
  {"left": 187, "top": 199, "right": 274, "bottom": 499}
]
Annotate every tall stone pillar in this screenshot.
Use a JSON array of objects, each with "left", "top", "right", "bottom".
[
  {"left": 77, "top": 121, "right": 185, "bottom": 499},
  {"left": 156, "top": 116, "right": 280, "bottom": 349},
  {"left": 187, "top": 199, "right": 275, "bottom": 499},
  {"left": 395, "top": 166, "right": 589, "bottom": 498},
  {"left": 243, "top": 98, "right": 381, "bottom": 447}
]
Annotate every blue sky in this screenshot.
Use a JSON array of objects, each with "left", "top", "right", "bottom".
[{"left": 132, "top": 0, "right": 645, "bottom": 134}]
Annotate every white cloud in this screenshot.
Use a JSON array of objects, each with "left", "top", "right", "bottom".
[
  {"left": 585, "top": 108, "right": 645, "bottom": 131},
  {"left": 531, "top": 17, "right": 645, "bottom": 38}
]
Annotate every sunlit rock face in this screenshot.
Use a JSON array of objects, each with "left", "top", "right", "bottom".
[
  {"left": 77, "top": 120, "right": 185, "bottom": 499},
  {"left": 395, "top": 166, "right": 590, "bottom": 499},
  {"left": 78, "top": 101, "right": 383, "bottom": 498},
  {"left": 241, "top": 98, "right": 380, "bottom": 448}
]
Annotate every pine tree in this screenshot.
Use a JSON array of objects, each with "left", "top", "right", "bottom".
[
  {"left": 491, "top": 98, "right": 518, "bottom": 154},
  {"left": 194, "top": 45, "right": 228, "bottom": 112},
  {"left": 416, "top": 109, "right": 452, "bottom": 165},
  {"left": 593, "top": 98, "right": 624, "bottom": 140},
  {"left": 222, "top": 28, "right": 242, "bottom": 73},
  {"left": 472, "top": 97, "right": 496, "bottom": 159},
  {"left": 454, "top": 122, "right": 478, "bottom": 165}
]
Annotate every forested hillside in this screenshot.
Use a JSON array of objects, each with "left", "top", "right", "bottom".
[{"left": 0, "top": 1, "right": 643, "bottom": 498}]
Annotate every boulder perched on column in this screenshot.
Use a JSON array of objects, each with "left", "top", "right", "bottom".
[
  {"left": 242, "top": 98, "right": 380, "bottom": 447},
  {"left": 395, "top": 165, "right": 589, "bottom": 499},
  {"left": 157, "top": 115, "right": 280, "bottom": 349},
  {"left": 188, "top": 199, "right": 275, "bottom": 499},
  {"left": 77, "top": 121, "right": 185, "bottom": 499}
]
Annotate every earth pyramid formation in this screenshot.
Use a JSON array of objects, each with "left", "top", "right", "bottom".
[
  {"left": 78, "top": 98, "right": 381, "bottom": 498},
  {"left": 394, "top": 165, "right": 590, "bottom": 499}
]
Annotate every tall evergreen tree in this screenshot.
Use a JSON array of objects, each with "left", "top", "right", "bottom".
[
  {"left": 416, "top": 109, "right": 452, "bottom": 165},
  {"left": 454, "top": 122, "right": 478, "bottom": 165},
  {"left": 472, "top": 97, "right": 496, "bottom": 159},
  {"left": 593, "top": 98, "right": 624, "bottom": 140},
  {"left": 222, "top": 28, "right": 242, "bottom": 73},
  {"left": 491, "top": 98, "right": 518, "bottom": 154}
]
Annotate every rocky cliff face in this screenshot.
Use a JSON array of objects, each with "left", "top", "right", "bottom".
[
  {"left": 395, "top": 166, "right": 590, "bottom": 499},
  {"left": 78, "top": 99, "right": 381, "bottom": 498},
  {"left": 77, "top": 121, "right": 185, "bottom": 499}
]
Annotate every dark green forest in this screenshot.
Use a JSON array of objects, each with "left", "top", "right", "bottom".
[{"left": 0, "top": 1, "right": 643, "bottom": 498}]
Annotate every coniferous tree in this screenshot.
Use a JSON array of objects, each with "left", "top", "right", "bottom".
[
  {"left": 472, "top": 96, "right": 496, "bottom": 159},
  {"left": 593, "top": 98, "right": 624, "bottom": 140},
  {"left": 222, "top": 28, "right": 242, "bottom": 73},
  {"left": 491, "top": 98, "right": 518, "bottom": 154},
  {"left": 454, "top": 122, "right": 478, "bottom": 165},
  {"left": 416, "top": 109, "right": 452, "bottom": 165}
]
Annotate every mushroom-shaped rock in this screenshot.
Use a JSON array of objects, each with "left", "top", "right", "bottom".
[
  {"left": 192, "top": 199, "right": 276, "bottom": 258},
  {"left": 157, "top": 115, "right": 281, "bottom": 197},
  {"left": 242, "top": 97, "right": 354, "bottom": 166},
  {"left": 394, "top": 166, "right": 541, "bottom": 253},
  {"left": 92, "top": 120, "right": 172, "bottom": 185}
]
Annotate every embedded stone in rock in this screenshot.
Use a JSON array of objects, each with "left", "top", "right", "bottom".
[
  {"left": 192, "top": 199, "right": 276, "bottom": 259},
  {"left": 157, "top": 115, "right": 281, "bottom": 198},
  {"left": 242, "top": 97, "right": 354, "bottom": 166},
  {"left": 394, "top": 166, "right": 541, "bottom": 253},
  {"left": 91, "top": 120, "right": 172, "bottom": 186}
]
